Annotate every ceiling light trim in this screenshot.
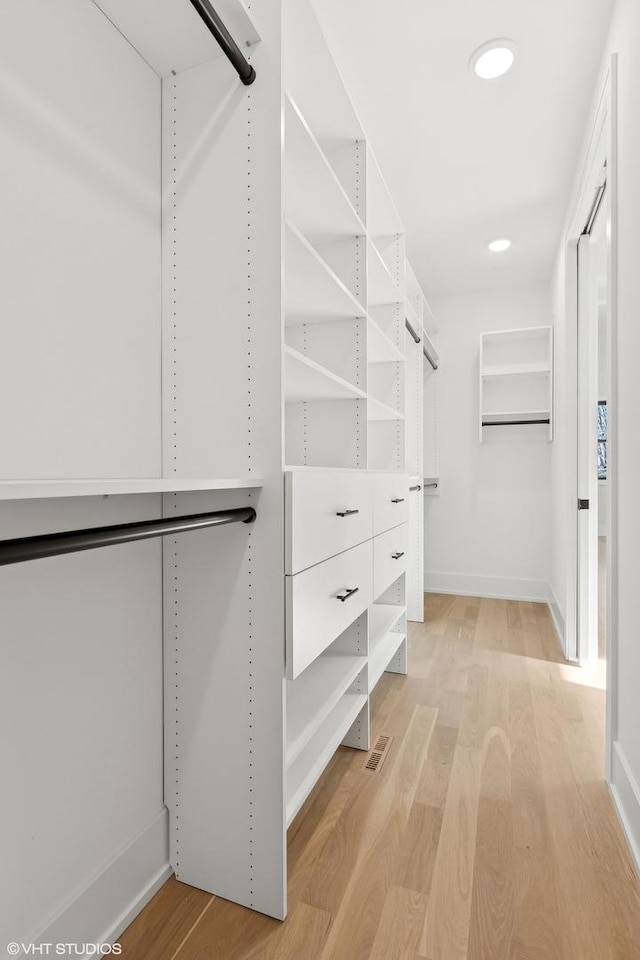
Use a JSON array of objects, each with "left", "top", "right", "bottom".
[{"left": 470, "top": 38, "right": 517, "bottom": 80}]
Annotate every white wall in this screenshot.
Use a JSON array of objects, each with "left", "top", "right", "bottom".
[
  {"left": 424, "top": 283, "right": 552, "bottom": 602},
  {"left": 551, "top": 0, "right": 640, "bottom": 871}
]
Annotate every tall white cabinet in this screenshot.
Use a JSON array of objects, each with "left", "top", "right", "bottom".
[{"left": 1, "top": 0, "right": 426, "bottom": 941}]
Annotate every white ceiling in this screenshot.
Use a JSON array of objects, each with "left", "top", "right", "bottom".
[{"left": 311, "top": 0, "right": 616, "bottom": 298}]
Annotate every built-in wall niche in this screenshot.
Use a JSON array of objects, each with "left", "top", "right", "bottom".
[
  {"left": 368, "top": 361, "right": 404, "bottom": 416},
  {"left": 369, "top": 304, "right": 404, "bottom": 351},
  {"left": 367, "top": 420, "right": 405, "bottom": 471},
  {"left": 479, "top": 326, "right": 553, "bottom": 441},
  {"left": 285, "top": 399, "right": 367, "bottom": 469}
]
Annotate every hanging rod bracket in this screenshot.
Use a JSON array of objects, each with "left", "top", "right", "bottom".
[{"left": 188, "top": 0, "right": 256, "bottom": 85}]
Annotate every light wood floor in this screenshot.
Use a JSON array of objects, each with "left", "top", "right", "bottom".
[{"left": 119, "top": 594, "right": 640, "bottom": 959}]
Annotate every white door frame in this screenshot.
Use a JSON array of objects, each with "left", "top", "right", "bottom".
[{"left": 564, "top": 56, "right": 618, "bottom": 778}]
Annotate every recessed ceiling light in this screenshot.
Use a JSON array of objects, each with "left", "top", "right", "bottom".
[
  {"left": 488, "top": 238, "right": 512, "bottom": 253},
  {"left": 470, "top": 39, "right": 516, "bottom": 80}
]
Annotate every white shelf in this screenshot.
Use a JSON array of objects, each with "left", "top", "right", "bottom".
[
  {"left": 369, "top": 631, "right": 406, "bottom": 692},
  {"left": 367, "top": 238, "right": 404, "bottom": 306},
  {"left": 369, "top": 603, "right": 406, "bottom": 645},
  {"left": 482, "top": 362, "right": 551, "bottom": 379},
  {"left": 0, "top": 478, "right": 264, "bottom": 501},
  {"left": 367, "top": 318, "right": 403, "bottom": 363},
  {"left": 285, "top": 221, "right": 365, "bottom": 324},
  {"left": 368, "top": 397, "right": 405, "bottom": 422},
  {"left": 286, "top": 654, "right": 366, "bottom": 767},
  {"left": 286, "top": 692, "right": 367, "bottom": 827},
  {"left": 285, "top": 346, "right": 366, "bottom": 402},
  {"left": 481, "top": 410, "right": 551, "bottom": 425},
  {"left": 285, "top": 96, "right": 365, "bottom": 242}
]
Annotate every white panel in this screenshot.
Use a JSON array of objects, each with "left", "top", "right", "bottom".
[
  {"left": 0, "top": 0, "right": 161, "bottom": 479},
  {"left": 93, "top": 0, "right": 260, "bottom": 78},
  {"left": 407, "top": 480, "right": 424, "bottom": 621},
  {"left": 286, "top": 539, "right": 374, "bottom": 679},
  {"left": 161, "top": 10, "right": 286, "bottom": 918},
  {"left": 285, "top": 469, "right": 373, "bottom": 573},
  {"left": 163, "top": 487, "right": 285, "bottom": 918},
  {"left": 0, "top": 495, "right": 164, "bottom": 946}
]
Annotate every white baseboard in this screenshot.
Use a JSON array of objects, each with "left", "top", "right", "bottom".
[
  {"left": 610, "top": 742, "right": 640, "bottom": 876},
  {"left": 30, "top": 809, "right": 171, "bottom": 956},
  {"left": 547, "top": 584, "right": 566, "bottom": 651},
  {"left": 424, "top": 571, "right": 549, "bottom": 603}
]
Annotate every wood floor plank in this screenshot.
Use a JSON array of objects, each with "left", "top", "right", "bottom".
[
  {"left": 419, "top": 744, "right": 482, "bottom": 960},
  {"left": 119, "top": 594, "right": 640, "bottom": 960},
  {"left": 369, "top": 886, "right": 428, "bottom": 960},
  {"left": 118, "top": 878, "right": 213, "bottom": 960}
]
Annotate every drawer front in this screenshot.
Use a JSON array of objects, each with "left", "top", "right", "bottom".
[
  {"left": 286, "top": 470, "right": 373, "bottom": 574},
  {"left": 373, "top": 474, "right": 409, "bottom": 535},
  {"left": 373, "top": 524, "right": 408, "bottom": 598},
  {"left": 286, "top": 539, "right": 373, "bottom": 679}
]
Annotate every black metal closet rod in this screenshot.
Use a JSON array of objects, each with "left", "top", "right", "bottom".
[
  {"left": 188, "top": 0, "right": 256, "bottom": 85},
  {"left": 423, "top": 343, "right": 438, "bottom": 371},
  {"left": 482, "top": 419, "right": 551, "bottom": 427},
  {"left": 405, "top": 318, "right": 421, "bottom": 344},
  {"left": 0, "top": 507, "right": 256, "bottom": 566}
]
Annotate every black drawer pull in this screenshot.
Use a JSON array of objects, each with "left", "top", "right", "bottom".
[
  {"left": 409, "top": 484, "right": 422, "bottom": 492},
  {"left": 336, "top": 587, "right": 359, "bottom": 602},
  {"left": 391, "top": 552, "right": 405, "bottom": 560},
  {"left": 391, "top": 498, "right": 405, "bottom": 504},
  {"left": 336, "top": 509, "right": 360, "bottom": 517}
]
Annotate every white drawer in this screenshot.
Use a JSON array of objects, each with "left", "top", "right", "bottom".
[
  {"left": 286, "top": 539, "right": 373, "bottom": 679},
  {"left": 286, "top": 471, "right": 373, "bottom": 574},
  {"left": 373, "top": 474, "right": 409, "bottom": 535},
  {"left": 373, "top": 524, "right": 408, "bottom": 598}
]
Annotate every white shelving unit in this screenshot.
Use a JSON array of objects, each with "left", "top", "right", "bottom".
[
  {"left": 479, "top": 326, "right": 554, "bottom": 441},
  {"left": 2, "top": 0, "right": 427, "bottom": 940}
]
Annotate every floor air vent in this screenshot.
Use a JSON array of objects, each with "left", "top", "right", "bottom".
[{"left": 363, "top": 733, "right": 393, "bottom": 773}]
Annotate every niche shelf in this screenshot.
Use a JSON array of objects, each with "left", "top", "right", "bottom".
[
  {"left": 0, "top": 478, "right": 264, "bottom": 500},
  {"left": 479, "top": 326, "right": 553, "bottom": 441},
  {"left": 285, "top": 222, "right": 365, "bottom": 324},
  {"left": 286, "top": 654, "right": 366, "bottom": 767},
  {"left": 285, "top": 96, "right": 365, "bottom": 243},
  {"left": 284, "top": 346, "right": 366, "bottom": 402},
  {"left": 286, "top": 692, "right": 367, "bottom": 826}
]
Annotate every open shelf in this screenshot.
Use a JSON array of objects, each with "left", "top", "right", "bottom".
[
  {"left": 286, "top": 654, "right": 366, "bottom": 767},
  {"left": 367, "top": 238, "right": 403, "bottom": 307},
  {"left": 285, "top": 221, "right": 365, "bottom": 324},
  {"left": 482, "top": 362, "right": 550, "bottom": 379},
  {"left": 368, "top": 397, "right": 405, "bottom": 422},
  {"left": 367, "top": 318, "right": 403, "bottom": 363},
  {"left": 369, "top": 603, "right": 406, "bottom": 644},
  {"left": 285, "top": 346, "right": 367, "bottom": 402},
  {"left": 0, "top": 478, "right": 264, "bottom": 501},
  {"left": 481, "top": 410, "right": 551, "bottom": 425},
  {"left": 369, "top": 631, "right": 406, "bottom": 692},
  {"left": 286, "top": 692, "right": 367, "bottom": 826},
  {"left": 285, "top": 96, "right": 365, "bottom": 242}
]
